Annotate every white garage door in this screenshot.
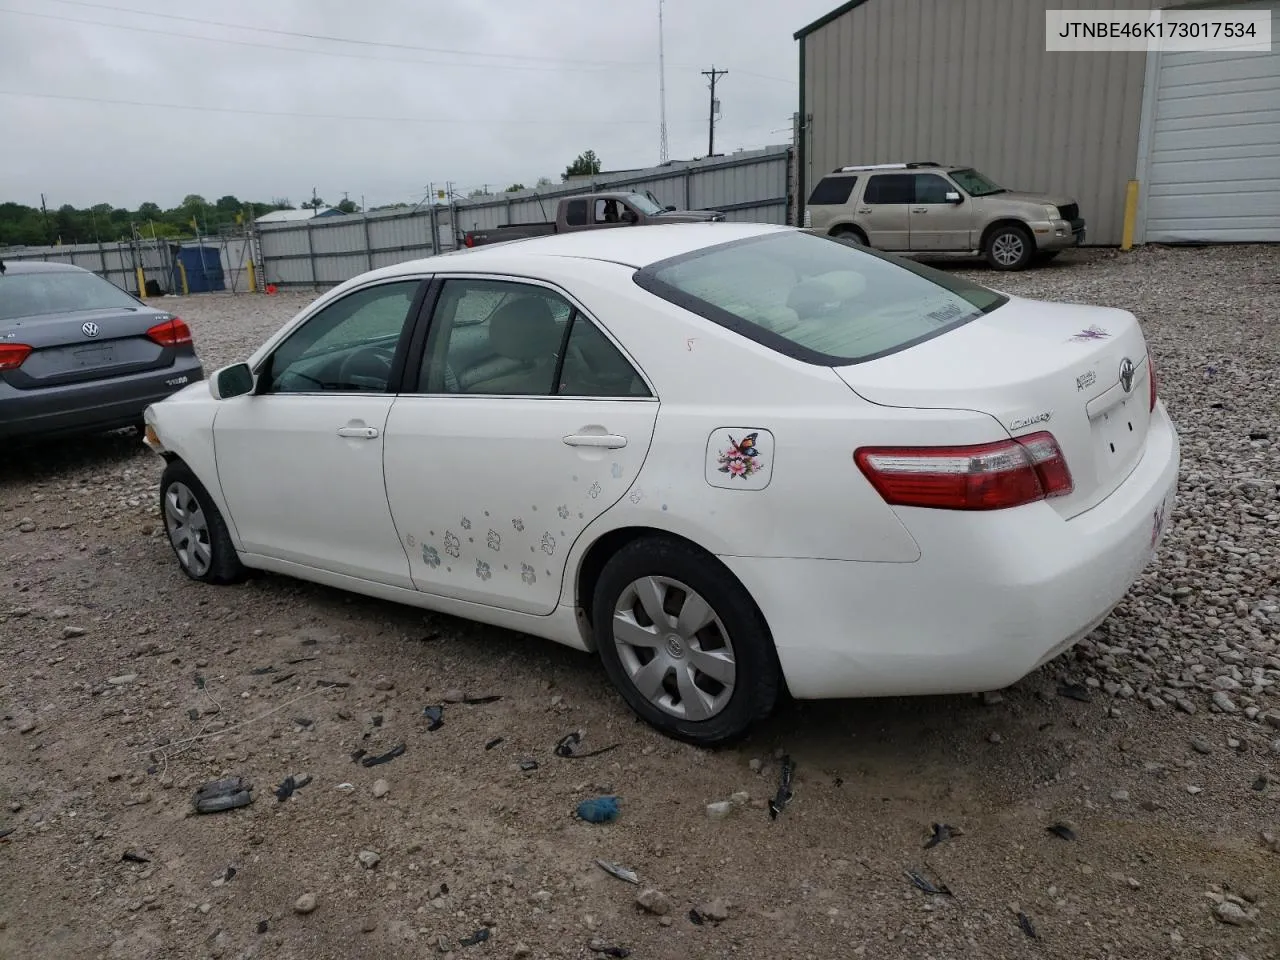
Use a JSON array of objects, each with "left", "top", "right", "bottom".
[{"left": 1143, "top": 2, "right": 1280, "bottom": 243}]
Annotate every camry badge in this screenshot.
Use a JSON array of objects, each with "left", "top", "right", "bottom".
[
  {"left": 81, "top": 321, "right": 100, "bottom": 338},
  {"left": 1118, "top": 357, "right": 1136, "bottom": 393},
  {"left": 1009, "top": 411, "right": 1052, "bottom": 431}
]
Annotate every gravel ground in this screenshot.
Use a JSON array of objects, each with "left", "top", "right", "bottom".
[{"left": 1, "top": 244, "right": 1277, "bottom": 960}]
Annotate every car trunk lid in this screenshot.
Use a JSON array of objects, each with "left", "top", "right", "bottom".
[
  {"left": 0, "top": 308, "right": 180, "bottom": 389},
  {"left": 834, "top": 296, "right": 1153, "bottom": 518}
]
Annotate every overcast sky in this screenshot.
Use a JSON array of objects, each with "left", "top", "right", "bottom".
[{"left": 0, "top": 0, "right": 834, "bottom": 210}]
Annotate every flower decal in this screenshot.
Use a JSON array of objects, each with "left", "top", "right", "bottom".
[
  {"left": 486, "top": 529, "right": 501, "bottom": 551},
  {"left": 460, "top": 517, "right": 472, "bottom": 530},
  {"left": 520, "top": 563, "right": 536, "bottom": 585},
  {"left": 512, "top": 518, "right": 525, "bottom": 533},
  {"left": 443, "top": 531, "right": 461, "bottom": 558},
  {"left": 557, "top": 505, "right": 570, "bottom": 520},
  {"left": 588, "top": 481, "right": 602, "bottom": 499},
  {"left": 628, "top": 489, "right": 644, "bottom": 504},
  {"left": 421, "top": 544, "right": 441, "bottom": 568},
  {"left": 610, "top": 462, "right": 623, "bottom": 479},
  {"left": 475, "top": 559, "right": 492, "bottom": 581},
  {"left": 717, "top": 431, "right": 764, "bottom": 480},
  {"left": 540, "top": 532, "right": 556, "bottom": 556},
  {"left": 406, "top": 533, "right": 416, "bottom": 548}
]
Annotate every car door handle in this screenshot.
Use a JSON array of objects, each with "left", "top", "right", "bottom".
[
  {"left": 911, "top": 207, "right": 928, "bottom": 213},
  {"left": 563, "top": 433, "right": 628, "bottom": 449},
  {"left": 337, "top": 426, "right": 379, "bottom": 439},
  {"left": 857, "top": 207, "right": 872, "bottom": 214}
]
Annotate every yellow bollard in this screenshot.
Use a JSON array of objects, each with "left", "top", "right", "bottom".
[
  {"left": 136, "top": 265, "right": 147, "bottom": 298},
  {"left": 177, "top": 261, "right": 189, "bottom": 296},
  {"left": 246, "top": 259, "right": 257, "bottom": 293},
  {"left": 1120, "top": 180, "right": 1140, "bottom": 251}
]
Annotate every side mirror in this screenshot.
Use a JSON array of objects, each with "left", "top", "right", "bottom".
[
  {"left": 621, "top": 210, "right": 639, "bottom": 224},
  {"left": 210, "top": 362, "right": 255, "bottom": 400},
  {"left": 664, "top": 204, "right": 677, "bottom": 212},
  {"left": 945, "top": 191, "right": 963, "bottom": 203}
]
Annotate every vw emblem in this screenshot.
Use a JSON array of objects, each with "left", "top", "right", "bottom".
[
  {"left": 81, "top": 321, "right": 100, "bottom": 338},
  {"left": 1118, "top": 357, "right": 1135, "bottom": 393}
]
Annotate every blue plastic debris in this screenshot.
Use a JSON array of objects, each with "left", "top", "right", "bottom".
[{"left": 576, "top": 795, "right": 620, "bottom": 823}]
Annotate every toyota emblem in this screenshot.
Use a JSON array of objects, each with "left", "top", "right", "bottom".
[
  {"left": 1118, "top": 357, "right": 1135, "bottom": 393},
  {"left": 81, "top": 321, "right": 100, "bottom": 338}
]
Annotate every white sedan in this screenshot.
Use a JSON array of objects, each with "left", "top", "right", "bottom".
[{"left": 143, "top": 223, "right": 1180, "bottom": 745}]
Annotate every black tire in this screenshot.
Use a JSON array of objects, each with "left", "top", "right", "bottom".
[
  {"left": 159, "top": 459, "right": 247, "bottom": 585},
  {"left": 831, "top": 225, "right": 869, "bottom": 246},
  {"left": 983, "top": 223, "right": 1035, "bottom": 270},
  {"left": 591, "top": 536, "right": 780, "bottom": 746}
]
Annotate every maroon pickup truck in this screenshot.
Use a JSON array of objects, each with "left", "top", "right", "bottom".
[{"left": 462, "top": 191, "right": 725, "bottom": 248}]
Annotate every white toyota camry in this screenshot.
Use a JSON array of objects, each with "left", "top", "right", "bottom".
[{"left": 143, "top": 223, "right": 1180, "bottom": 745}]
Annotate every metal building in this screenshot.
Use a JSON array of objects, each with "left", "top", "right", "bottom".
[{"left": 795, "top": 0, "right": 1279, "bottom": 245}]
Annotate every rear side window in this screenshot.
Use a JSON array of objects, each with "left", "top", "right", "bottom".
[
  {"left": 634, "top": 231, "right": 1007, "bottom": 365},
  {"left": 808, "top": 176, "right": 857, "bottom": 206},
  {"left": 0, "top": 271, "right": 139, "bottom": 321},
  {"left": 565, "top": 199, "right": 588, "bottom": 226},
  {"left": 863, "top": 174, "right": 914, "bottom": 204}
]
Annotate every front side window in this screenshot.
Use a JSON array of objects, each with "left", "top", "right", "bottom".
[
  {"left": 418, "top": 277, "right": 649, "bottom": 398},
  {"left": 913, "top": 173, "right": 955, "bottom": 204},
  {"left": 949, "top": 168, "right": 1006, "bottom": 197},
  {"left": 0, "top": 270, "right": 140, "bottom": 321},
  {"left": 626, "top": 192, "right": 665, "bottom": 216},
  {"left": 863, "top": 174, "right": 914, "bottom": 204},
  {"left": 807, "top": 176, "right": 858, "bottom": 206},
  {"left": 635, "top": 231, "right": 1007, "bottom": 365},
  {"left": 594, "top": 199, "right": 627, "bottom": 224},
  {"left": 261, "top": 280, "right": 422, "bottom": 394}
]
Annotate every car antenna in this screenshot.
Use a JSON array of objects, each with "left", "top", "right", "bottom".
[{"left": 531, "top": 185, "right": 549, "bottom": 224}]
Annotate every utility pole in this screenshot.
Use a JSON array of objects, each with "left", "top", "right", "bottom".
[
  {"left": 40, "top": 192, "right": 52, "bottom": 245},
  {"left": 702, "top": 66, "right": 728, "bottom": 158}
]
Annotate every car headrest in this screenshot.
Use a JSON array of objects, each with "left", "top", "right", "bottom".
[{"left": 488, "top": 297, "right": 558, "bottom": 362}]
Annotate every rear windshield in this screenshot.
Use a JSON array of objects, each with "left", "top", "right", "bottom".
[
  {"left": 0, "top": 270, "right": 140, "bottom": 321},
  {"left": 634, "top": 231, "right": 1007, "bottom": 364}
]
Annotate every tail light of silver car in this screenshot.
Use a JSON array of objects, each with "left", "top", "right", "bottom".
[
  {"left": 0, "top": 342, "right": 32, "bottom": 371},
  {"left": 854, "top": 431, "right": 1073, "bottom": 511},
  {"left": 1148, "top": 355, "right": 1157, "bottom": 412},
  {"left": 145, "top": 318, "right": 193, "bottom": 347}
]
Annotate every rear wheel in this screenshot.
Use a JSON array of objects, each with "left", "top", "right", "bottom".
[
  {"left": 984, "top": 223, "right": 1035, "bottom": 270},
  {"left": 160, "top": 460, "right": 246, "bottom": 584},
  {"left": 592, "top": 536, "right": 780, "bottom": 746}
]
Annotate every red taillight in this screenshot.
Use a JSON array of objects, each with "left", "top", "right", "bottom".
[
  {"left": 146, "top": 317, "right": 192, "bottom": 347},
  {"left": 854, "top": 431, "right": 1074, "bottom": 511},
  {"left": 0, "top": 342, "right": 32, "bottom": 371},
  {"left": 1148, "top": 355, "right": 1157, "bottom": 411}
]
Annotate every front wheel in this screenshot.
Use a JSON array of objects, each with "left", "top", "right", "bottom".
[
  {"left": 592, "top": 536, "right": 780, "bottom": 746},
  {"left": 984, "top": 223, "right": 1035, "bottom": 270},
  {"left": 160, "top": 460, "right": 247, "bottom": 585}
]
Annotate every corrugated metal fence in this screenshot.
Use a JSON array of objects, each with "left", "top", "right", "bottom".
[
  {"left": 0, "top": 238, "right": 174, "bottom": 295},
  {"left": 258, "top": 145, "right": 793, "bottom": 289}
]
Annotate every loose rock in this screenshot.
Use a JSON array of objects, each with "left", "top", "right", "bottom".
[
  {"left": 636, "top": 888, "right": 671, "bottom": 916},
  {"left": 294, "top": 893, "right": 318, "bottom": 914},
  {"left": 372, "top": 779, "right": 390, "bottom": 799}
]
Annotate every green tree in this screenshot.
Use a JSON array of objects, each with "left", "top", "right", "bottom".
[
  {"left": 336, "top": 198, "right": 360, "bottom": 213},
  {"left": 214, "top": 194, "right": 242, "bottom": 212},
  {"left": 300, "top": 195, "right": 327, "bottom": 210},
  {"left": 505, "top": 183, "right": 526, "bottom": 193},
  {"left": 137, "top": 202, "right": 162, "bottom": 219},
  {"left": 535, "top": 176, "right": 553, "bottom": 188},
  {"left": 181, "top": 194, "right": 208, "bottom": 209},
  {"left": 562, "top": 150, "right": 601, "bottom": 181}
]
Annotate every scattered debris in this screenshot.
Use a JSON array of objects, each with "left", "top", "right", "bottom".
[
  {"left": 256, "top": 920, "right": 269, "bottom": 935},
  {"left": 293, "top": 892, "right": 317, "bottom": 914},
  {"left": 694, "top": 898, "right": 730, "bottom": 922},
  {"left": 1017, "top": 912, "right": 1038, "bottom": 939},
  {"left": 273, "top": 775, "right": 312, "bottom": 802},
  {"left": 1057, "top": 682, "right": 1092, "bottom": 703},
  {"left": 519, "top": 759, "right": 539, "bottom": 772},
  {"left": 285, "top": 656, "right": 316, "bottom": 665},
  {"left": 905, "top": 869, "right": 952, "bottom": 896},
  {"left": 484, "top": 737, "right": 504, "bottom": 750},
  {"left": 316, "top": 680, "right": 350, "bottom": 688},
  {"left": 924, "top": 823, "right": 958, "bottom": 848},
  {"left": 555, "top": 731, "right": 620, "bottom": 760},
  {"left": 371, "top": 714, "right": 383, "bottom": 728},
  {"left": 120, "top": 849, "right": 150, "bottom": 864},
  {"left": 212, "top": 865, "right": 237, "bottom": 886},
  {"left": 687, "top": 908, "right": 704, "bottom": 926},
  {"left": 459, "top": 928, "right": 491, "bottom": 946},
  {"left": 372, "top": 778, "right": 390, "bottom": 799},
  {"left": 595, "top": 858, "right": 639, "bottom": 884},
  {"left": 270, "top": 672, "right": 298, "bottom": 685},
  {"left": 249, "top": 666, "right": 276, "bottom": 675},
  {"left": 589, "top": 944, "right": 630, "bottom": 958},
  {"left": 294, "top": 717, "right": 313, "bottom": 728},
  {"left": 360, "top": 744, "right": 406, "bottom": 767},
  {"left": 335, "top": 783, "right": 354, "bottom": 792},
  {"left": 1252, "top": 775, "right": 1269, "bottom": 792},
  {"left": 193, "top": 776, "right": 253, "bottom": 814},
  {"left": 1046, "top": 822, "right": 1077, "bottom": 842},
  {"left": 107, "top": 673, "right": 137, "bottom": 685},
  {"left": 462, "top": 695, "right": 503, "bottom": 705},
  {"left": 706, "top": 801, "right": 733, "bottom": 820},
  {"left": 1214, "top": 900, "right": 1259, "bottom": 926},
  {"left": 357, "top": 850, "right": 381, "bottom": 870},
  {"left": 423, "top": 705, "right": 444, "bottom": 731},
  {"left": 576, "top": 796, "right": 620, "bottom": 823},
  {"left": 0, "top": 828, "right": 14, "bottom": 840},
  {"left": 635, "top": 888, "right": 670, "bottom": 915},
  {"left": 350, "top": 749, "right": 366, "bottom": 764},
  {"left": 768, "top": 755, "right": 795, "bottom": 820}
]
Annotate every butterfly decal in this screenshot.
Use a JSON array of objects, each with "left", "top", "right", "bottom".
[{"left": 728, "top": 432, "right": 759, "bottom": 458}]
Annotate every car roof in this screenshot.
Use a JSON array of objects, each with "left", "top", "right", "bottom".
[
  {"left": 0, "top": 259, "right": 91, "bottom": 275},
  {"left": 390, "top": 222, "right": 793, "bottom": 276}
]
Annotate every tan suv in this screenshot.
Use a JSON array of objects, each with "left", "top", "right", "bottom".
[{"left": 802, "top": 162, "right": 1085, "bottom": 270}]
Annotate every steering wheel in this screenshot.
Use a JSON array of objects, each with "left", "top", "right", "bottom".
[{"left": 337, "top": 344, "right": 397, "bottom": 391}]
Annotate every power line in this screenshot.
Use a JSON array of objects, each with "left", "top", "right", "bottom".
[
  {"left": 0, "top": 89, "right": 706, "bottom": 126},
  {"left": 17, "top": 0, "right": 798, "bottom": 83}
]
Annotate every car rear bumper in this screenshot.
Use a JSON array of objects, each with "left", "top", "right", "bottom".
[
  {"left": 0, "top": 359, "right": 204, "bottom": 440},
  {"left": 720, "top": 402, "right": 1180, "bottom": 700}
]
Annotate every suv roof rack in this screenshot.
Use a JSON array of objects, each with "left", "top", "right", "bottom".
[{"left": 832, "top": 161, "right": 941, "bottom": 172}]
